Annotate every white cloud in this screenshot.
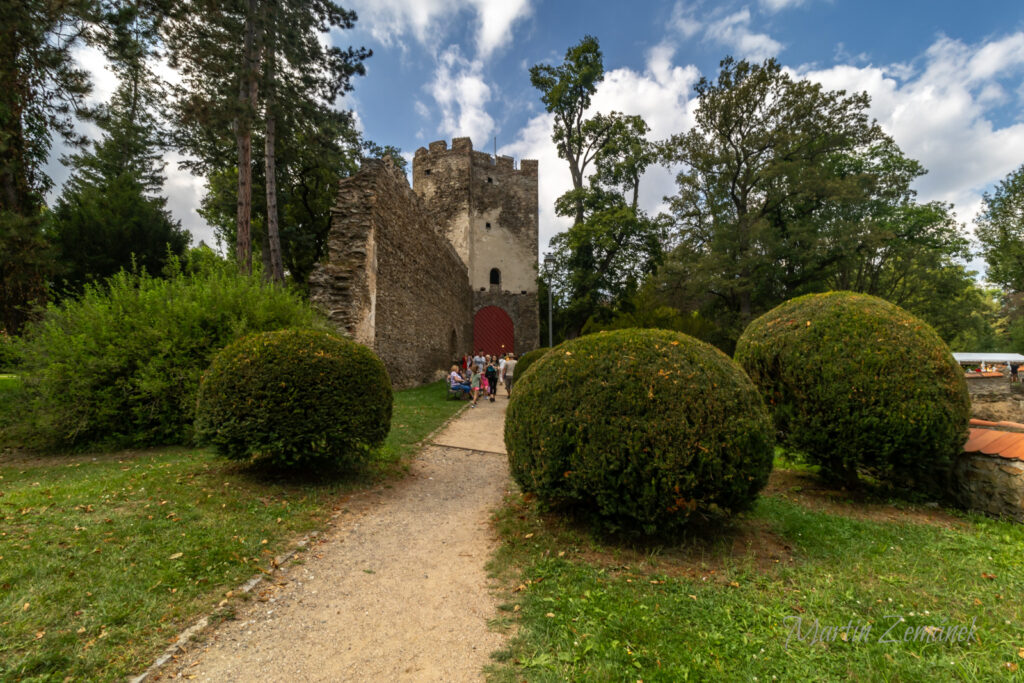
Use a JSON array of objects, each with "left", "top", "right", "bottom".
[
  {"left": 502, "top": 44, "right": 700, "bottom": 255},
  {"left": 429, "top": 46, "right": 495, "bottom": 145},
  {"left": 797, "top": 32, "right": 1024, "bottom": 240},
  {"left": 704, "top": 8, "right": 783, "bottom": 62},
  {"left": 347, "top": 0, "right": 531, "bottom": 59},
  {"left": 669, "top": 2, "right": 703, "bottom": 39},
  {"left": 472, "top": 0, "right": 533, "bottom": 58},
  {"left": 760, "top": 0, "right": 806, "bottom": 12},
  {"left": 165, "top": 153, "right": 211, "bottom": 248}
]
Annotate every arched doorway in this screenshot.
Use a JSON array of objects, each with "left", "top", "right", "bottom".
[{"left": 474, "top": 306, "right": 514, "bottom": 356}]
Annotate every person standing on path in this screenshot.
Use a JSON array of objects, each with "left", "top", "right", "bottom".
[
  {"left": 485, "top": 359, "right": 499, "bottom": 402},
  {"left": 502, "top": 353, "right": 517, "bottom": 397}
]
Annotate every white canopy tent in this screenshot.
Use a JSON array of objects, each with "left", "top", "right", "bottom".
[{"left": 953, "top": 352, "right": 1024, "bottom": 365}]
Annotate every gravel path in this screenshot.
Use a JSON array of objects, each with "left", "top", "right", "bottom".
[{"left": 164, "top": 400, "right": 512, "bottom": 682}]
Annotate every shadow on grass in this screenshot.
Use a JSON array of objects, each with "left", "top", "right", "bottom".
[{"left": 492, "top": 492, "right": 797, "bottom": 584}]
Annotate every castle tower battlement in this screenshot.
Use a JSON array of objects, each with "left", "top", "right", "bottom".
[{"left": 412, "top": 138, "right": 539, "bottom": 356}]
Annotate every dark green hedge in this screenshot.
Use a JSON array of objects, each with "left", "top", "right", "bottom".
[
  {"left": 195, "top": 329, "right": 392, "bottom": 470},
  {"left": 505, "top": 329, "right": 774, "bottom": 536},
  {"left": 515, "top": 347, "right": 550, "bottom": 378},
  {"left": 734, "top": 291, "right": 970, "bottom": 494},
  {"left": 11, "top": 263, "right": 321, "bottom": 451}
]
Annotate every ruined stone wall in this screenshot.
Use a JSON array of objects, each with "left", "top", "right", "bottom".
[
  {"left": 412, "top": 137, "right": 540, "bottom": 355},
  {"left": 467, "top": 149, "right": 538, "bottom": 294},
  {"left": 309, "top": 159, "right": 472, "bottom": 388},
  {"left": 412, "top": 140, "right": 471, "bottom": 265}
]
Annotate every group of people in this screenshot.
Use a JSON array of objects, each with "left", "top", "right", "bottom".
[{"left": 448, "top": 351, "right": 518, "bottom": 406}]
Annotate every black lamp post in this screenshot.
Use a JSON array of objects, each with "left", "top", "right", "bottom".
[{"left": 543, "top": 254, "right": 554, "bottom": 348}]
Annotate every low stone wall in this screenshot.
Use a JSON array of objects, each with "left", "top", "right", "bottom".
[{"left": 954, "top": 452, "right": 1024, "bottom": 522}]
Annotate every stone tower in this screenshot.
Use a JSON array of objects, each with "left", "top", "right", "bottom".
[{"left": 412, "top": 138, "right": 539, "bottom": 357}]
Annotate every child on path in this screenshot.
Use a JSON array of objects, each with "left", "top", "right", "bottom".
[{"left": 469, "top": 366, "right": 482, "bottom": 406}]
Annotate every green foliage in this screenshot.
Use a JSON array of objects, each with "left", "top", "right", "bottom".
[
  {"left": 195, "top": 329, "right": 392, "bottom": 470},
  {"left": 976, "top": 162, "right": 1024, "bottom": 291},
  {"left": 658, "top": 59, "right": 973, "bottom": 352},
  {"left": 0, "top": 212, "right": 53, "bottom": 334},
  {"left": 515, "top": 347, "right": 551, "bottom": 378},
  {"left": 0, "top": 0, "right": 93, "bottom": 217},
  {"left": 47, "top": 173, "right": 190, "bottom": 294},
  {"left": 12, "top": 260, "right": 321, "bottom": 450},
  {"left": 0, "top": 329, "right": 22, "bottom": 372},
  {"left": 580, "top": 281, "right": 718, "bottom": 341},
  {"left": 505, "top": 329, "right": 774, "bottom": 536},
  {"left": 735, "top": 292, "right": 970, "bottom": 494},
  {"left": 46, "top": 4, "right": 189, "bottom": 296},
  {"left": 166, "top": 0, "right": 371, "bottom": 284}
]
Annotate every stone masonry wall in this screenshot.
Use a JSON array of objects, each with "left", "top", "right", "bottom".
[
  {"left": 309, "top": 159, "right": 472, "bottom": 388},
  {"left": 955, "top": 452, "right": 1024, "bottom": 522},
  {"left": 412, "top": 138, "right": 539, "bottom": 356}
]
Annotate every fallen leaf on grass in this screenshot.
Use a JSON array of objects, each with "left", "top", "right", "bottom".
[
  {"left": 524, "top": 533, "right": 534, "bottom": 539},
  {"left": 169, "top": 552, "right": 183, "bottom": 560},
  {"left": 545, "top": 612, "right": 555, "bottom": 618},
  {"left": 35, "top": 631, "right": 44, "bottom": 639},
  {"left": 1006, "top": 662, "right": 1019, "bottom": 672},
  {"left": 22, "top": 603, "right": 29, "bottom": 611},
  {"left": 982, "top": 572, "right": 997, "bottom": 580}
]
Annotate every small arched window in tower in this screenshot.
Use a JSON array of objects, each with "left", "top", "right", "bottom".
[
  {"left": 487, "top": 176, "right": 493, "bottom": 184},
  {"left": 485, "top": 222, "right": 491, "bottom": 229},
  {"left": 490, "top": 268, "right": 501, "bottom": 286},
  {"left": 424, "top": 169, "right": 432, "bottom": 176}
]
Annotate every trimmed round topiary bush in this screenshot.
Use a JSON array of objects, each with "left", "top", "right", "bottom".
[
  {"left": 505, "top": 328, "right": 774, "bottom": 536},
  {"left": 195, "top": 329, "right": 392, "bottom": 470},
  {"left": 734, "top": 291, "right": 970, "bottom": 494},
  {"left": 514, "top": 346, "right": 550, "bottom": 378}
]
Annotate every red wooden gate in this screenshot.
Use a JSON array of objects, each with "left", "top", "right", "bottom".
[{"left": 473, "top": 306, "right": 514, "bottom": 356}]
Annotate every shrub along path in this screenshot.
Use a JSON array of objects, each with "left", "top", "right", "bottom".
[{"left": 166, "top": 399, "right": 512, "bottom": 681}]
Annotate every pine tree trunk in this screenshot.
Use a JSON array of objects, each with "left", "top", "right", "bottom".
[
  {"left": 235, "top": 0, "right": 259, "bottom": 275},
  {"left": 263, "top": 1, "right": 284, "bottom": 284}
]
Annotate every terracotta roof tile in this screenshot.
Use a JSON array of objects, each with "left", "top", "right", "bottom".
[
  {"left": 980, "top": 432, "right": 1024, "bottom": 455},
  {"left": 964, "top": 428, "right": 1008, "bottom": 452},
  {"left": 995, "top": 439, "right": 1024, "bottom": 461}
]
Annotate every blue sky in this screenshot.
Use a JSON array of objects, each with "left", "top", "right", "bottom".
[{"left": 68, "top": 0, "right": 1024, "bottom": 266}]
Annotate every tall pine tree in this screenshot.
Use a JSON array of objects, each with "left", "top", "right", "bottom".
[
  {"left": 48, "top": 2, "right": 189, "bottom": 295},
  {"left": 0, "top": 0, "right": 94, "bottom": 331}
]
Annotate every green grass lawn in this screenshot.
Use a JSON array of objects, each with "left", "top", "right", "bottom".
[
  {"left": 0, "top": 380, "right": 462, "bottom": 681},
  {"left": 487, "top": 479, "right": 1024, "bottom": 681}
]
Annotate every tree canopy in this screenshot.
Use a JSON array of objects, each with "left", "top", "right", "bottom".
[
  {"left": 658, "top": 57, "right": 976, "bottom": 350},
  {"left": 977, "top": 162, "right": 1024, "bottom": 292}
]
